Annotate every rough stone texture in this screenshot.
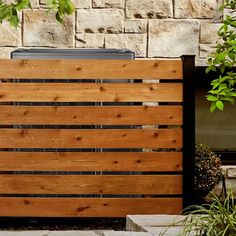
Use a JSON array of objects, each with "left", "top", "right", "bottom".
[
  {"left": 0, "top": 22, "right": 21, "bottom": 46},
  {"left": 226, "top": 166, "right": 236, "bottom": 179},
  {"left": 148, "top": 20, "right": 199, "bottom": 57},
  {"left": 77, "top": 9, "right": 124, "bottom": 33},
  {"left": 175, "top": 0, "right": 222, "bottom": 19},
  {"left": 40, "top": 0, "right": 90, "bottom": 8},
  {"left": 73, "top": 0, "right": 91, "bottom": 8},
  {"left": 200, "top": 44, "right": 216, "bottom": 58},
  {"left": 224, "top": 8, "right": 236, "bottom": 19},
  {"left": 23, "top": 10, "right": 74, "bottom": 47},
  {"left": 126, "top": 0, "right": 173, "bottom": 19},
  {"left": 212, "top": 166, "right": 236, "bottom": 197},
  {"left": 0, "top": 0, "right": 231, "bottom": 66},
  {"left": 124, "top": 20, "right": 147, "bottom": 33},
  {"left": 76, "top": 33, "right": 104, "bottom": 48},
  {"left": 213, "top": 178, "right": 236, "bottom": 197},
  {"left": 201, "top": 22, "right": 221, "bottom": 44},
  {"left": 92, "top": 0, "right": 124, "bottom": 8},
  {"left": 30, "top": 0, "right": 39, "bottom": 8},
  {"left": 105, "top": 34, "right": 147, "bottom": 57},
  {"left": 0, "top": 47, "right": 15, "bottom": 59}
]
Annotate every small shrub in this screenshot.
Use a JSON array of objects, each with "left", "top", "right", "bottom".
[{"left": 195, "top": 144, "right": 223, "bottom": 197}]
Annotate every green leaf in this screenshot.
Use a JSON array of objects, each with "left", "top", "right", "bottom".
[
  {"left": 207, "top": 95, "right": 218, "bottom": 101},
  {"left": 15, "top": 0, "right": 30, "bottom": 11},
  {"left": 215, "top": 52, "right": 226, "bottom": 64},
  {"left": 9, "top": 14, "right": 19, "bottom": 27},
  {"left": 216, "top": 100, "right": 224, "bottom": 111},
  {"left": 210, "top": 102, "right": 217, "bottom": 112},
  {"left": 205, "top": 65, "right": 216, "bottom": 74},
  {"left": 65, "top": 0, "right": 74, "bottom": 15},
  {"left": 55, "top": 12, "right": 63, "bottom": 23},
  {"left": 220, "top": 65, "right": 225, "bottom": 74}
]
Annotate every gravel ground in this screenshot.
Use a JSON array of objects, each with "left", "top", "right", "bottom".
[{"left": 0, "top": 218, "right": 126, "bottom": 231}]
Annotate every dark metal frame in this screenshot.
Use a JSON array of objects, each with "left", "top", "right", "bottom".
[{"left": 182, "top": 55, "right": 196, "bottom": 209}]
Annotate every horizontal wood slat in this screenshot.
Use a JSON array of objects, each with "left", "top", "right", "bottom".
[
  {"left": 0, "top": 175, "right": 182, "bottom": 194},
  {"left": 0, "top": 106, "right": 183, "bottom": 125},
  {"left": 0, "top": 152, "right": 183, "bottom": 172},
  {"left": 0, "top": 60, "right": 183, "bottom": 80},
  {"left": 0, "top": 129, "right": 182, "bottom": 148},
  {"left": 0, "top": 83, "right": 183, "bottom": 102},
  {"left": 0, "top": 197, "right": 183, "bottom": 217}
]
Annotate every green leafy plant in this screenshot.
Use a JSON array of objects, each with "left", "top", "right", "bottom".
[
  {"left": 0, "top": 0, "right": 75, "bottom": 27},
  {"left": 182, "top": 191, "right": 235, "bottom": 235},
  {"left": 160, "top": 190, "right": 236, "bottom": 236},
  {"left": 194, "top": 144, "right": 223, "bottom": 197},
  {"left": 206, "top": 0, "right": 236, "bottom": 112}
]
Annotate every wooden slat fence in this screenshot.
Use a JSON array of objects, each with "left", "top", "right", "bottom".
[{"left": 0, "top": 58, "right": 195, "bottom": 217}]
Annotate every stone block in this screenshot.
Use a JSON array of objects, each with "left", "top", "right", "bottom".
[
  {"left": 201, "top": 22, "right": 221, "bottom": 44},
  {"left": 175, "top": 0, "right": 223, "bottom": 19},
  {"left": 73, "top": 0, "right": 91, "bottom": 8},
  {"left": 92, "top": 0, "right": 124, "bottom": 8},
  {"left": 224, "top": 8, "right": 236, "bottom": 19},
  {"left": 105, "top": 34, "right": 147, "bottom": 57},
  {"left": 76, "top": 9, "right": 124, "bottom": 33},
  {"left": 0, "top": 22, "right": 21, "bottom": 46},
  {"left": 76, "top": 33, "right": 104, "bottom": 48},
  {"left": 124, "top": 20, "right": 147, "bottom": 33},
  {"left": 0, "top": 47, "right": 15, "bottom": 59},
  {"left": 227, "top": 166, "right": 236, "bottom": 179},
  {"left": 200, "top": 44, "right": 216, "bottom": 58},
  {"left": 126, "top": 0, "right": 173, "bottom": 19},
  {"left": 23, "top": 10, "right": 74, "bottom": 47},
  {"left": 40, "top": 0, "right": 90, "bottom": 8},
  {"left": 148, "top": 20, "right": 199, "bottom": 57}
]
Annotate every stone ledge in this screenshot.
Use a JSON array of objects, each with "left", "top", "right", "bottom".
[
  {"left": 126, "top": 215, "right": 187, "bottom": 231},
  {"left": 103, "top": 232, "right": 151, "bottom": 236}
]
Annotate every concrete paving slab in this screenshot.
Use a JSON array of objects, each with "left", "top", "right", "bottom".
[
  {"left": 143, "top": 226, "right": 196, "bottom": 236},
  {"left": 103, "top": 232, "right": 152, "bottom": 236},
  {"left": 126, "top": 215, "right": 187, "bottom": 231},
  {"left": 94, "top": 230, "right": 115, "bottom": 236}
]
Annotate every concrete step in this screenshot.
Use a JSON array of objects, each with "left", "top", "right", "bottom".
[
  {"left": 126, "top": 215, "right": 187, "bottom": 231},
  {"left": 143, "top": 226, "right": 196, "bottom": 236},
  {"left": 103, "top": 232, "right": 152, "bottom": 236}
]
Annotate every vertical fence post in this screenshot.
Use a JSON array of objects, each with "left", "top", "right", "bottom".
[{"left": 181, "top": 55, "right": 196, "bottom": 209}]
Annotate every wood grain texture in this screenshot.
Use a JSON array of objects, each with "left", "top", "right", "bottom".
[
  {"left": 0, "top": 128, "right": 182, "bottom": 148},
  {"left": 0, "top": 83, "right": 183, "bottom": 102},
  {"left": 0, "top": 197, "right": 183, "bottom": 217},
  {"left": 0, "top": 59, "right": 183, "bottom": 80},
  {"left": 0, "top": 175, "right": 182, "bottom": 194},
  {"left": 0, "top": 106, "right": 183, "bottom": 125},
  {"left": 0, "top": 152, "right": 183, "bottom": 172}
]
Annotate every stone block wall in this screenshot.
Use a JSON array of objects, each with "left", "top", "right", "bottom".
[{"left": 0, "top": 0, "right": 226, "bottom": 64}]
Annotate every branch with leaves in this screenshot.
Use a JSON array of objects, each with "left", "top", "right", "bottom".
[
  {"left": 207, "top": 0, "right": 236, "bottom": 112},
  {"left": 0, "top": 0, "right": 75, "bottom": 28}
]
